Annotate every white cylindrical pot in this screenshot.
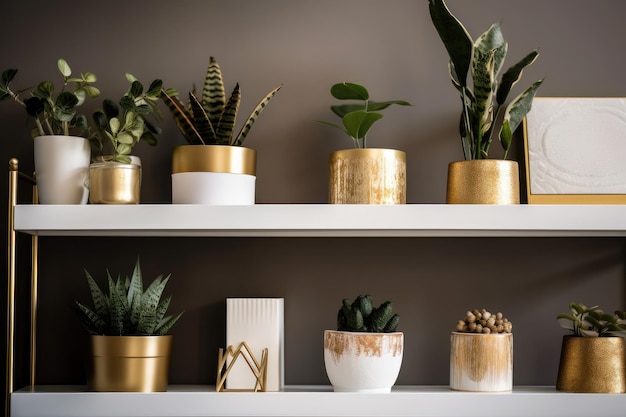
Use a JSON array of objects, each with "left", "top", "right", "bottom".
[
  {"left": 172, "top": 172, "right": 256, "bottom": 204},
  {"left": 34, "top": 135, "right": 90, "bottom": 204},
  {"left": 323, "top": 330, "right": 403, "bottom": 393},
  {"left": 450, "top": 332, "right": 513, "bottom": 392}
]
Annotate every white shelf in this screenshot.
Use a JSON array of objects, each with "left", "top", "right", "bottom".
[
  {"left": 11, "top": 385, "right": 626, "bottom": 417},
  {"left": 13, "top": 203, "right": 626, "bottom": 237}
]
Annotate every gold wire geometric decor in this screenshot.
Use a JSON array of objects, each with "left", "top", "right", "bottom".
[{"left": 216, "top": 342, "right": 268, "bottom": 392}]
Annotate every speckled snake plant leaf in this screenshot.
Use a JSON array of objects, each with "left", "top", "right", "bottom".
[
  {"left": 137, "top": 274, "right": 170, "bottom": 335},
  {"left": 216, "top": 83, "right": 241, "bottom": 145},
  {"left": 202, "top": 56, "right": 226, "bottom": 129},
  {"left": 233, "top": 84, "right": 282, "bottom": 146},
  {"left": 472, "top": 48, "right": 496, "bottom": 146},
  {"left": 474, "top": 23, "right": 507, "bottom": 80},
  {"left": 161, "top": 89, "right": 204, "bottom": 144},
  {"left": 499, "top": 78, "right": 544, "bottom": 157},
  {"left": 496, "top": 50, "right": 540, "bottom": 106},
  {"left": 108, "top": 274, "right": 127, "bottom": 335},
  {"left": 189, "top": 92, "right": 217, "bottom": 143}
]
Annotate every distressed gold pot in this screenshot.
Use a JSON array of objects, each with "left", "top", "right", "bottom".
[
  {"left": 329, "top": 148, "right": 406, "bottom": 204},
  {"left": 87, "top": 335, "right": 173, "bottom": 392},
  {"left": 171, "top": 145, "right": 257, "bottom": 204},
  {"left": 446, "top": 160, "right": 520, "bottom": 204},
  {"left": 88, "top": 156, "right": 141, "bottom": 204},
  {"left": 556, "top": 335, "right": 626, "bottom": 393},
  {"left": 450, "top": 332, "right": 513, "bottom": 392}
]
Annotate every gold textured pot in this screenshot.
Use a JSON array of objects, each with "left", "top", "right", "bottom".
[
  {"left": 88, "top": 156, "right": 141, "bottom": 204},
  {"left": 556, "top": 335, "right": 626, "bottom": 393},
  {"left": 87, "top": 335, "right": 173, "bottom": 392},
  {"left": 450, "top": 332, "right": 513, "bottom": 392},
  {"left": 446, "top": 160, "right": 520, "bottom": 204},
  {"left": 329, "top": 148, "right": 406, "bottom": 204}
]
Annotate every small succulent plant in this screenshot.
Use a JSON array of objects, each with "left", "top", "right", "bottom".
[
  {"left": 318, "top": 82, "right": 411, "bottom": 149},
  {"left": 74, "top": 257, "right": 184, "bottom": 336},
  {"left": 161, "top": 56, "right": 281, "bottom": 146},
  {"left": 0, "top": 58, "right": 100, "bottom": 137},
  {"left": 456, "top": 308, "right": 512, "bottom": 334},
  {"left": 337, "top": 294, "right": 400, "bottom": 333},
  {"left": 557, "top": 302, "right": 626, "bottom": 337}
]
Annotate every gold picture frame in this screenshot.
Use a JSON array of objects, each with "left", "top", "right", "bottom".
[{"left": 523, "top": 97, "right": 626, "bottom": 204}]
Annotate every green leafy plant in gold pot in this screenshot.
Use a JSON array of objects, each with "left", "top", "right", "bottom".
[
  {"left": 74, "top": 257, "right": 183, "bottom": 392},
  {"left": 161, "top": 56, "right": 281, "bottom": 204},
  {"left": 428, "top": 0, "right": 544, "bottom": 204}
]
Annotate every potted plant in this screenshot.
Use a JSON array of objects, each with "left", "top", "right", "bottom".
[
  {"left": 555, "top": 302, "right": 626, "bottom": 393},
  {"left": 323, "top": 294, "right": 403, "bottom": 392},
  {"left": 89, "top": 74, "right": 164, "bottom": 204},
  {"left": 74, "top": 257, "right": 184, "bottom": 392},
  {"left": 429, "top": 0, "right": 544, "bottom": 204},
  {"left": 450, "top": 308, "right": 513, "bottom": 392},
  {"left": 318, "top": 82, "right": 411, "bottom": 204},
  {"left": 161, "top": 56, "right": 281, "bottom": 204},
  {"left": 0, "top": 58, "right": 100, "bottom": 204}
]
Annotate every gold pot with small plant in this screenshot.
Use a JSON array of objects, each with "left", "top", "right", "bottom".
[
  {"left": 318, "top": 83, "right": 411, "bottom": 204},
  {"left": 429, "top": 0, "right": 544, "bottom": 204},
  {"left": 556, "top": 302, "right": 626, "bottom": 393},
  {"left": 74, "top": 257, "right": 184, "bottom": 392},
  {"left": 450, "top": 308, "right": 513, "bottom": 392},
  {"left": 161, "top": 57, "right": 281, "bottom": 204}
]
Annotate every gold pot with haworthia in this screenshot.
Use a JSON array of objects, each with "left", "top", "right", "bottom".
[
  {"left": 329, "top": 148, "right": 406, "bottom": 204},
  {"left": 446, "top": 159, "right": 520, "bottom": 204},
  {"left": 556, "top": 335, "right": 626, "bottom": 393}
]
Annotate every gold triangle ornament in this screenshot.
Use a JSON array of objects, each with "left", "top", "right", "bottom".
[{"left": 216, "top": 342, "right": 268, "bottom": 392}]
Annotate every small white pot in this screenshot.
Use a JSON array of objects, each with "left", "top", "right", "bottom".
[
  {"left": 323, "top": 330, "right": 403, "bottom": 393},
  {"left": 172, "top": 172, "right": 256, "bottom": 204},
  {"left": 33, "top": 135, "right": 90, "bottom": 204}
]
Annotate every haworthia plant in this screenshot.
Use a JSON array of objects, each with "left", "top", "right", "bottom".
[
  {"left": 428, "top": 0, "right": 544, "bottom": 160},
  {"left": 337, "top": 294, "right": 400, "bottom": 333},
  {"left": 161, "top": 57, "right": 281, "bottom": 146},
  {"left": 74, "top": 257, "right": 183, "bottom": 336}
]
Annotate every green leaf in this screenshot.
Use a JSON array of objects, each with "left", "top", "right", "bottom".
[
  {"left": 234, "top": 84, "right": 282, "bottom": 146},
  {"left": 138, "top": 274, "right": 170, "bottom": 334},
  {"left": 368, "top": 100, "right": 412, "bottom": 111},
  {"left": 331, "top": 104, "right": 366, "bottom": 118},
  {"left": 202, "top": 56, "right": 226, "bottom": 129},
  {"left": 108, "top": 274, "right": 126, "bottom": 335},
  {"left": 34, "top": 81, "right": 54, "bottom": 100},
  {"left": 188, "top": 92, "right": 217, "bottom": 144},
  {"left": 161, "top": 89, "right": 204, "bottom": 145},
  {"left": 0, "top": 69, "right": 18, "bottom": 91},
  {"left": 472, "top": 47, "right": 496, "bottom": 136},
  {"left": 499, "top": 78, "right": 544, "bottom": 155},
  {"left": 428, "top": 0, "right": 473, "bottom": 87},
  {"left": 82, "top": 72, "right": 97, "bottom": 83},
  {"left": 82, "top": 85, "right": 100, "bottom": 98},
  {"left": 155, "top": 311, "right": 184, "bottom": 336},
  {"left": 74, "top": 301, "right": 106, "bottom": 335},
  {"left": 474, "top": 23, "right": 507, "bottom": 78},
  {"left": 57, "top": 58, "right": 71, "bottom": 77},
  {"left": 343, "top": 110, "right": 383, "bottom": 140},
  {"left": 215, "top": 83, "right": 240, "bottom": 145},
  {"left": 496, "top": 50, "right": 540, "bottom": 105},
  {"left": 84, "top": 270, "right": 108, "bottom": 318},
  {"left": 109, "top": 118, "right": 120, "bottom": 135},
  {"left": 147, "top": 79, "right": 163, "bottom": 97},
  {"left": 129, "top": 80, "right": 143, "bottom": 99},
  {"left": 330, "top": 82, "right": 369, "bottom": 100}
]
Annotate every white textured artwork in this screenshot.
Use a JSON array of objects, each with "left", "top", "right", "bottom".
[{"left": 525, "top": 97, "right": 626, "bottom": 194}]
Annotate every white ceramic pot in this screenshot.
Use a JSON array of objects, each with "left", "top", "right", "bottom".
[
  {"left": 323, "top": 330, "right": 403, "bottom": 393},
  {"left": 33, "top": 135, "right": 90, "bottom": 204},
  {"left": 172, "top": 172, "right": 256, "bottom": 204}
]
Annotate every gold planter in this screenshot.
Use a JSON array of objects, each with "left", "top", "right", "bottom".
[
  {"left": 450, "top": 332, "right": 513, "bottom": 392},
  {"left": 171, "top": 145, "right": 256, "bottom": 175},
  {"left": 329, "top": 148, "right": 406, "bottom": 204},
  {"left": 446, "top": 160, "right": 520, "bottom": 204},
  {"left": 88, "top": 157, "right": 141, "bottom": 204},
  {"left": 556, "top": 335, "right": 626, "bottom": 393},
  {"left": 87, "top": 335, "right": 173, "bottom": 392}
]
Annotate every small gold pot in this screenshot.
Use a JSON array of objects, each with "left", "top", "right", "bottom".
[
  {"left": 446, "top": 160, "right": 520, "bottom": 204},
  {"left": 556, "top": 335, "right": 626, "bottom": 393},
  {"left": 87, "top": 335, "right": 173, "bottom": 392},
  {"left": 88, "top": 157, "right": 141, "bottom": 204},
  {"left": 329, "top": 148, "right": 406, "bottom": 204}
]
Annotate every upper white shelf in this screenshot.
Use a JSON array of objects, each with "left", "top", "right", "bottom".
[{"left": 13, "top": 203, "right": 626, "bottom": 237}]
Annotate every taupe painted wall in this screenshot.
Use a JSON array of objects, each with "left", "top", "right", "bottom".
[{"left": 1, "top": 0, "right": 625, "bottom": 396}]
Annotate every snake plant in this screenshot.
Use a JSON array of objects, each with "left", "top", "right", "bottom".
[
  {"left": 429, "top": 0, "right": 544, "bottom": 160},
  {"left": 337, "top": 294, "right": 400, "bottom": 333},
  {"left": 74, "top": 257, "right": 183, "bottom": 336},
  {"left": 161, "top": 57, "right": 281, "bottom": 146}
]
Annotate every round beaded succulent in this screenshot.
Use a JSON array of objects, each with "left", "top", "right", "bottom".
[{"left": 456, "top": 308, "right": 512, "bottom": 334}]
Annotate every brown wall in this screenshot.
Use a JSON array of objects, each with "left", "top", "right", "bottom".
[{"left": 1, "top": 0, "right": 625, "bottom": 395}]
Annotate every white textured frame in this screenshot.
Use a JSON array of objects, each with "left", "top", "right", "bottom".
[{"left": 524, "top": 97, "right": 626, "bottom": 204}]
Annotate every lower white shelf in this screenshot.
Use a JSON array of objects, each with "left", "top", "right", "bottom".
[{"left": 10, "top": 385, "right": 626, "bottom": 417}]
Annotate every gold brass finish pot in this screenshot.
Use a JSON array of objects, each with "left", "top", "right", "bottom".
[
  {"left": 329, "top": 148, "right": 406, "bottom": 204},
  {"left": 172, "top": 145, "right": 256, "bottom": 175},
  {"left": 88, "top": 158, "right": 141, "bottom": 204},
  {"left": 556, "top": 335, "right": 626, "bottom": 393},
  {"left": 446, "top": 160, "right": 520, "bottom": 204},
  {"left": 87, "top": 335, "right": 173, "bottom": 392}
]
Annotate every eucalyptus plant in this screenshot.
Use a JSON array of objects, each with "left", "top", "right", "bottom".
[
  {"left": 337, "top": 294, "right": 400, "bottom": 333},
  {"left": 74, "top": 257, "right": 184, "bottom": 336},
  {"left": 318, "top": 82, "right": 411, "bottom": 149},
  {"left": 161, "top": 56, "right": 281, "bottom": 146},
  {"left": 0, "top": 58, "right": 100, "bottom": 137},
  {"left": 428, "top": 0, "right": 544, "bottom": 160},
  {"left": 557, "top": 302, "right": 626, "bottom": 338},
  {"left": 92, "top": 74, "right": 164, "bottom": 163}
]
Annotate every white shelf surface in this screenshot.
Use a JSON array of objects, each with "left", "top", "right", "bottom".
[
  {"left": 13, "top": 203, "right": 626, "bottom": 237},
  {"left": 11, "top": 385, "right": 626, "bottom": 417}
]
